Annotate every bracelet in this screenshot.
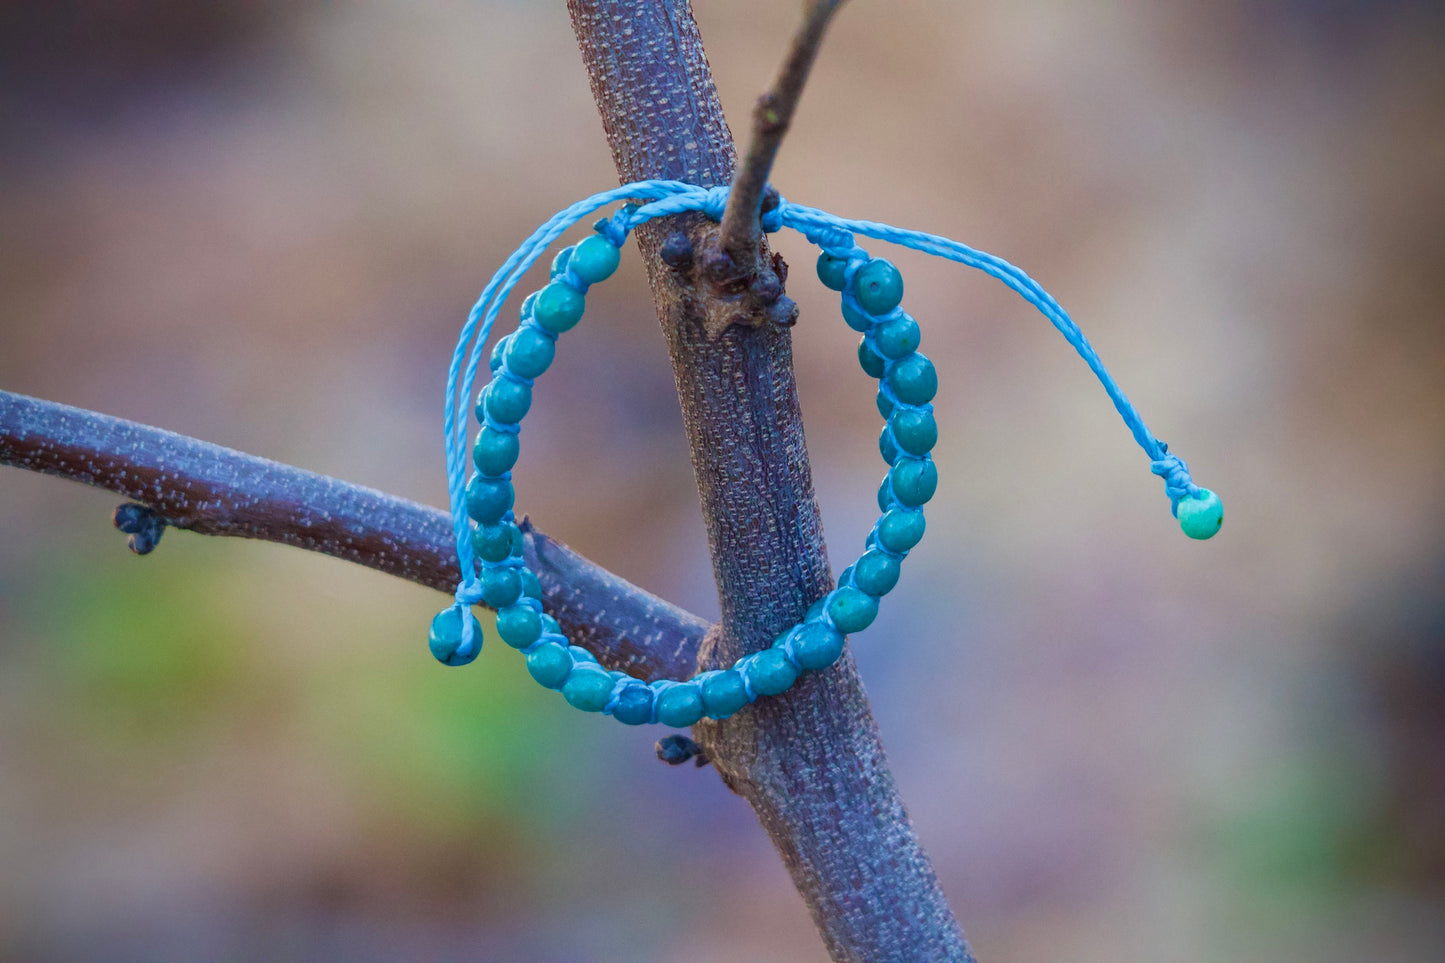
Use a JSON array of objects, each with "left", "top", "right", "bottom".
[{"left": 430, "top": 181, "right": 1221, "bottom": 727}]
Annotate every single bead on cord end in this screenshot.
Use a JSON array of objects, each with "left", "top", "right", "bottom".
[
  {"left": 1152, "top": 445, "right": 1221, "bottom": 540},
  {"left": 429, "top": 606, "right": 482, "bottom": 666},
  {"left": 1177, "top": 488, "right": 1223, "bottom": 540}
]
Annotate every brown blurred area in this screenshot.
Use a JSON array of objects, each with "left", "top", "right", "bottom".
[{"left": 1, "top": 2, "right": 1442, "bottom": 960}]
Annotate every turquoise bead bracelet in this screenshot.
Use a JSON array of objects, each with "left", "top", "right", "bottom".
[{"left": 433, "top": 181, "right": 1222, "bottom": 726}]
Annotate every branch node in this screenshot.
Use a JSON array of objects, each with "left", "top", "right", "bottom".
[
  {"left": 656, "top": 734, "right": 711, "bottom": 767},
  {"left": 112, "top": 502, "right": 166, "bottom": 556},
  {"left": 659, "top": 231, "right": 695, "bottom": 271},
  {"left": 768, "top": 296, "right": 800, "bottom": 329}
]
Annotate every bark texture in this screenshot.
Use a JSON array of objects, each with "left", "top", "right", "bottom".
[{"left": 567, "top": 2, "right": 973, "bottom": 959}]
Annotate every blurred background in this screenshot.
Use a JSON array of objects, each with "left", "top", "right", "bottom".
[{"left": 1, "top": 1, "right": 1442, "bottom": 960}]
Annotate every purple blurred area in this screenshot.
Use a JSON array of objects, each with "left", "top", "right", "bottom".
[{"left": 2, "top": 2, "right": 1442, "bottom": 960}]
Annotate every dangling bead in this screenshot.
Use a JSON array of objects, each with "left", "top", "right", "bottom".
[
  {"left": 429, "top": 607, "right": 482, "bottom": 666},
  {"left": 1177, "top": 488, "right": 1223, "bottom": 540}
]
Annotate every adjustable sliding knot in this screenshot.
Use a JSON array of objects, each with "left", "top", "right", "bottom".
[
  {"left": 434, "top": 178, "right": 1221, "bottom": 726},
  {"left": 429, "top": 591, "right": 483, "bottom": 667},
  {"left": 1151, "top": 445, "right": 1198, "bottom": 506},
  {"left": 594, "top": 205, "right": 636, "bottom": 248},
  {"left": 701, "top": 186, "right": 730, "bottom": 221},
  {"left": 804, "top": 223, "right": 859, "bottom": 257}
]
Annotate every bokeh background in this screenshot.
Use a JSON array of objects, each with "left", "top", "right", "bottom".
[{"left": 2, "top": 2, "right": 1442, "bottom": 960}]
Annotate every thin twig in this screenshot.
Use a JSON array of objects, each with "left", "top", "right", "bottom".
[
  {"left": 717, "top": 0, "right": 848, "bottom": 264},
  {"left": 0, "top": 390, "right": 707, "bottom": 680}
]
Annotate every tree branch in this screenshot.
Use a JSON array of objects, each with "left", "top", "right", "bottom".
[
  {"left": 717, "top": 0, "right": 848, "bottom": 265},
  {"left": 568, "top": 2, "right": 973, "bottom": 959},
  {"left": 0, "top": 390, "right": 706, "bottom": 681}
]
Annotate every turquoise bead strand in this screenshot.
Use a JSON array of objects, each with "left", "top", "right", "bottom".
[
  {"left": 435, "top": 180, "right": 1220, "bottom": 728},
  {"left": 437, "top": 225, "right": 932, "bottom": 726}
]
